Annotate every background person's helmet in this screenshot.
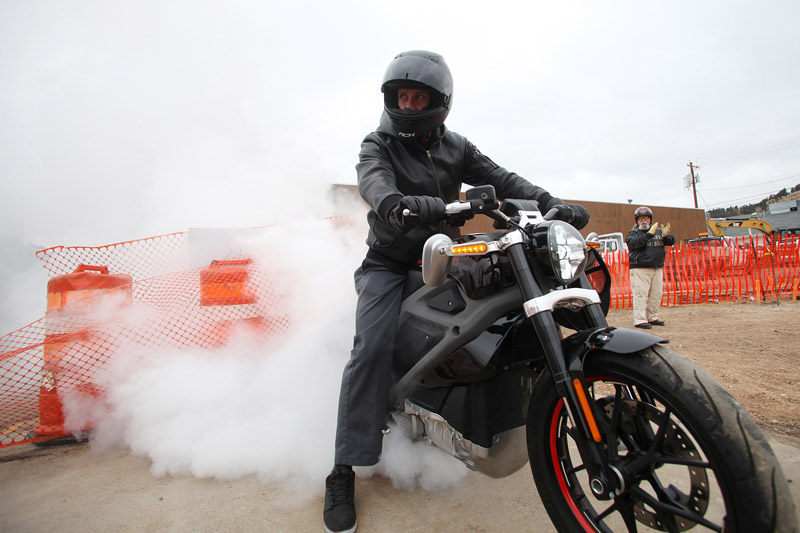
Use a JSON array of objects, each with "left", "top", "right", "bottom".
[
  {"left": 634, "top": 206, "right": 653, "bottom": 221},
  {"left": 381, "top": 50, "right": 453, "bottom": 142}
]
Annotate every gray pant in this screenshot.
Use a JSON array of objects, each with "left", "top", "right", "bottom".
[{"left": 334, "top": 258, "right": 407, "bottom": 466}]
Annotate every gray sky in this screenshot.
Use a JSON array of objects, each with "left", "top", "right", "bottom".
[{"left": 2, "top": 0, "right": 799, "bottom": 247}]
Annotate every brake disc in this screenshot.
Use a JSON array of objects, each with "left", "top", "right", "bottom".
[{"left": 603, "top": 399, "right": 710, "bottom": 531}]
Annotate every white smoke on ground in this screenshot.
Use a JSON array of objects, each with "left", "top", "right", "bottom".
[
  {"left": 364, "top": 422, "right": 468, "bottom": 492},
  {"left": 61, "top": 214, "right": 468, "bottom": 501}
]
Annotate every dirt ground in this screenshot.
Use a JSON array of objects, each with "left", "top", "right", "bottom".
[
  {"left": 605, "top": 299, "right": 800, "bottom": 446},
  {"left": 1, "top": 300, "right": 798, "bottom": 532}
]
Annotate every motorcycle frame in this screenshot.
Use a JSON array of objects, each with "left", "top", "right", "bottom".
[{"left": 390, "top": 207, "right": 666, "bottom": 498}]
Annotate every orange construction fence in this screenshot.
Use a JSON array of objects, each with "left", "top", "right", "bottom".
[
  {"left": 604, "top": 234, "right": 800, "bottom": 309},
  {"left": 0, "top": 216, "right": 359, "bottom": 449},
  {"left": 1, "top": 228, "right": 798, "bottom": 448}
]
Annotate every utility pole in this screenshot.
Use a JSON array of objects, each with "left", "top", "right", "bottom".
[{"left": 688, "top": 161, "right": 698, "bottom": 208}]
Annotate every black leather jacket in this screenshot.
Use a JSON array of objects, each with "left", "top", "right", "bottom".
[
  {"left": 357, "top": 113, "right": 556, "bottom": 269},
  {"left": 626, "top": 226, "right": 676, "bottom": 269}
]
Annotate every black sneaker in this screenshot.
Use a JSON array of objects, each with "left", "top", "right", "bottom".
[
  {"left": 649, "top": 319, "right": 665, "bottom": 326},
  {"left": 635, "top": 323, "right": 652, "bottom": 329},
  {"left": 324, "top": 467, "right": 357, "bottom": 533}
]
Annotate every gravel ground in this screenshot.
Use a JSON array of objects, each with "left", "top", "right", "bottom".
[{"left": 606, "top": 299, "right": 800, "bottom": 445}]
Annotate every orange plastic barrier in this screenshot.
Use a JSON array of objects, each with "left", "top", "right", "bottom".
[
  {"left": 605, "top": 234, "right": 800, "bottom": 308},
  {"left": 0, "top": 230, "right": 291, "bottom": 448},
  {"left": 36, "top": 264, "right": 133, "bottom": 438}
]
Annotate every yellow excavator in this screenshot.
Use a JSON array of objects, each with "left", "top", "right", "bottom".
[{"left": 707, "top": 218, "right": 775, "bottom": 236}]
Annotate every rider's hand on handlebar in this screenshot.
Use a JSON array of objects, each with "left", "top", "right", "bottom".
[
  {"left": 549, "top": 203, "right": 590, "bottom": 230},
  {"left": 446, "top": 210, "right": 475, "bottom": 227},
  {"left": 388, "top": 195, "right": 446, "bottom": 233},
  {"left": 566, "top": 203, "right": 589, "bottom": 230},
  {"left": 400, "top": 195, "right": 446, "bottom": 224}
]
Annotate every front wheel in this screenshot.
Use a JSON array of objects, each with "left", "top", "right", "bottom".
[{"left": 527, "top": 344, "right": 797, "bottom": 532}]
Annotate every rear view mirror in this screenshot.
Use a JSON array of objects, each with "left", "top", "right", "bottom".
[{"left": 465, "top": 185, "right": 498, "bottom": 211}]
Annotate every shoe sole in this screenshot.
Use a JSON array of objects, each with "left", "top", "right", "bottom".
[{"left": 324, "top": 521, "right": 357, "bottom": 533}]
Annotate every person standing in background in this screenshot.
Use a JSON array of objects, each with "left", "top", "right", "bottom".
[{"left": 626, "top": 206, "right": 674, "bottom": 329}]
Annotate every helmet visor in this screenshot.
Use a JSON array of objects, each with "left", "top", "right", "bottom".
[{"left": 383, "top": 81, "right": 444, "bottom": 110}]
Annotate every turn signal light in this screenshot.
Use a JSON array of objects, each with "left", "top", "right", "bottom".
[{"left": 451, "top": 243, "right": 488, "bottom": 255}]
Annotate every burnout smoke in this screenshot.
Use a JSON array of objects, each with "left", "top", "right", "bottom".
[{"left": 63, "top": 213, "right": 467, "bottom": 500}]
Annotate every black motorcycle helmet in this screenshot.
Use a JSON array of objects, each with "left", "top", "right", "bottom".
[
  {"left": 634, "top": 206, "right": 653, "bottom": 222},
  {"left": 381, "top": 50, "right": 453, "bottom": 142}
]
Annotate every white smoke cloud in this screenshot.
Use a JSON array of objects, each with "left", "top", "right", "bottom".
[
  {"left": 59, "top": 213, "right": 467, "bottom": 501},
  {"left": 363, "top": 422, "right": 468, "bottom": 492}
]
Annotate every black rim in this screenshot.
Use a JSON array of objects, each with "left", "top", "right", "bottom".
[{"left": 548, "top": 377, "right": 729, "bottom": 532}]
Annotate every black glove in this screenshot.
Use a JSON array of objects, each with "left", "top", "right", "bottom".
[
  {"left": 446, "top": 210, "right": 475, "bottom": 227},
  {"left": 387, "top": 195, "right": 446, "bottom": 233},
  {"left": 401, "top": 195, "right": 446, "bottom": 223},
  {"left": 549, "top": 203, "right": 590, "bottom": 230},
  {"left": 567, "top": 203, "right": 589, "bottom": 229}
]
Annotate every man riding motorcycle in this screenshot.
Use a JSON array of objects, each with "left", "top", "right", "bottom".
[{"left": 323, "top": 49, "right": 589, "bottom": 533}]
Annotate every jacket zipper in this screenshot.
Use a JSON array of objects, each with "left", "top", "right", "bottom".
[{"left": 427, "top": 149, "right": 446, "bottom": 234}]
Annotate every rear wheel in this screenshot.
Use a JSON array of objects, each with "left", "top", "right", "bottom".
[{"left": 527, "top": 344, "right": 797, "bottom": 532}]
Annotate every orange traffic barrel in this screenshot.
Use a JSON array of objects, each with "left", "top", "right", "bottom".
[
  {"left": 200, "top": 259, "right": 256, "bottom": 306},
  {"left": 199, "top": 259, "right": 264, "bottom": 346},
  {"left": 36, "top": 264, "right": 132, "bottom": 438}
]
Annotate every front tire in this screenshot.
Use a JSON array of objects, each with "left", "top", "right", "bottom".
[{"left": 527, "top": 344, "right": 797, "bottom": 532}]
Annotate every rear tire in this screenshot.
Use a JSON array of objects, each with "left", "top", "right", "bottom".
[{"left": 526, "top": 344, "right": 797, "bottom": 532}]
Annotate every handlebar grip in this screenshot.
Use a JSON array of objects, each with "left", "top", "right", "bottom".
[
  {"left": 446, "top": 202, "right": 472, "bottom": 214},
  {"left": 404, "top": 201, "right": 472, "bottom": 218}
]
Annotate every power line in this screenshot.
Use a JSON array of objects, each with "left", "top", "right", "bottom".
[
  {"left": 685, "top": 163, "right": 800, "bottom": 211},
  {"left": 696, "top": 191, "right": 714, "bottom": 211},
  {"left": 699, "top": 188, "right": 794, "bottom": 209},
  {"left": 699, "top": 171, "right": 800, "bottom": 192},
  {"left": 702, "top": 194, "right": 764, "bottom": 208},
  {"left": 695, "top": 136, "right": 800, "bottom": 164}
]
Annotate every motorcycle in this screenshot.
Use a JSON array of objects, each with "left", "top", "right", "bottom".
[{"left": 388, "top": 185, "right": 797, "bottom": 532}]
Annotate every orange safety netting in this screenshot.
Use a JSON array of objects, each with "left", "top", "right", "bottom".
[
  {"left": 605, "top": 234, "right": 800, "bottom": 309},
  {"left": 1, "top": 217, "right": 360, "bottom": 448},
  {"left": 1, "top": 229, "right": 799, "bottom": 448}
]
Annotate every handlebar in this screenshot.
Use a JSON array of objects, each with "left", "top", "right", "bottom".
[
  {"left": 397, "top": 185, "right": 580, "bottom": 233},
  {"left": 404, "top": 200, "right": 556, "bottom": 222}
]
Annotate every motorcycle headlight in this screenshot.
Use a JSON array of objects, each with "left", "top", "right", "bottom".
[{"left": 547, "top": 222, "right": 588, "bottom": 285}]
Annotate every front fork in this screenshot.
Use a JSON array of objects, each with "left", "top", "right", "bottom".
[{"left": 508, "top": 245, "right": 621, "bottom": 499}]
